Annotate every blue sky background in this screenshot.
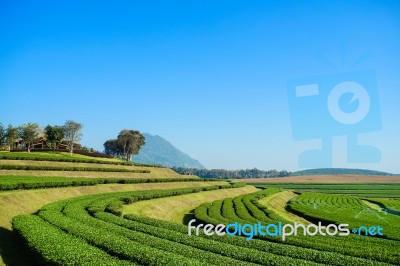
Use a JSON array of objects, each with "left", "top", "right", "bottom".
[{"left": 1, "top": 0, "right": 399, "bottom": 172}]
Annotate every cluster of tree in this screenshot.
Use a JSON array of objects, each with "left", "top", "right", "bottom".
[
  {"left": 172, "top": 167, "right": 291, "bottom": 179},
  {"left": 0, "top": 120, "right": 83, "bottom": 155},
  {"left": 104, "top": 130, "right": 145, "bottom": 162}
]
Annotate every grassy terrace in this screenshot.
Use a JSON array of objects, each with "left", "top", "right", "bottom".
[
  {"left": 14, "top": 185, "right": 321, "bottom": 266},
  {"left": 2, "top": 151, "right": 399, "bottom": 265},
  {"left": 123, "top": 185, "right": 258, "bottom": 223},
  {"left": 195, "top": 189, "right": 400, "bottom": 265},
  {"left": 0, "top": 151, "right": 217, "bottom": 265},
  {"left": 12, "top": 183, "right": 399, "bottom": 266},
  {"left": 0, "top": 159, "right": 144, "bottom": 169},
  {"left": 256, "top": 190, "right": 310, "bottom": 224},
  {"left": 0, "top": 151, "right": 130, "bottom": 163},
  {"left": 0, "top": 162, "right": 184, "bottom": 179},
  {"left": 0, "top": 181, "right": 228, "bottom": 230},
  {"left": 251, "top": 183, "right": 400, "bottom": 198},
  {"left": 0, "top": 152, "right": 185, "bottom": 178},
  {"left": 1, "top": 181, "right": 227, "bottom": 266}
]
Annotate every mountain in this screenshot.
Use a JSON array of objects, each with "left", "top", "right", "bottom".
[
  {"left": 132, "top": 133, "right": 205, "bottom": 169},
  {"left": 291, "top": 168, "right": 396, "bottom": 176}
]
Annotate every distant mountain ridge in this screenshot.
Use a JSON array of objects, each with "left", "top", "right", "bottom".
[
  {"left": 132, "top": 133, "right": 205, "bottom": 169},
  {"left": 292, "top": 168, "right": 397, "bottom": 176}
]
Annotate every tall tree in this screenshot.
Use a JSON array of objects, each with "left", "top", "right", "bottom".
[
  {"left": 19, "top": 123, "right": 41, "bottom": 153},
  {"left": 5, "top": 124, "right": 19, "bottom": 150},
  {"left": 63, "top": 120, "right": 83, "bottom": 155},
  {"left": 117, "top": 130, "right": 145, "bottom": 162},
  {"left": 44, "top": 125, "right": 65, "bottom": 149},
  {"left": 103, "top": 139, "right": 123, "bottom": 158}
]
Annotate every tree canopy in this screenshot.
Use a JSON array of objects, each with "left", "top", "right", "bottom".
[
  {"left": 19, "top": 123, "right": 42, "bottom": 153},
  {"left": 104, "top": 130, "right": 145, "bottom": 162},
  {"left": 0, "top": 123, "right": 5, "bottom": 146},
  {"left": 44, "top": 125, "right": 65, "bottom": 149},
  {"left": 63, "top": 120, "right": 83, "bottom": 155},
  {"left": 103, "top": 139, "right": 123, "bottom": 158},
  {"left": 5, "top": 125, "right": 19, "bottom": 150}
]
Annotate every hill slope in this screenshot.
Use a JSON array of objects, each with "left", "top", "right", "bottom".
[{"left": 132, "top": 133, "right": 205, "bottom": 169}]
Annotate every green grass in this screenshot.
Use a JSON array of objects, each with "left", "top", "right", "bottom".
[
  {"left": 1, "top": 151, "right": 165, "bottom": 168},
  {"left": 288, "top": 192, "right": 400, "bottom": 241},
  {"left": 3, "top": 151, "right": 398, "bottom": 265},
  {"left": 122, "top": 185, "right": 258, "bottom": 223},
  {"left": 363, "top": 198, "right": 400, "bottom": 215},
  {"left": 14, "top": 186, "right": 323, "bottom": 266},
  {"left": 0, "top": 175, "right": 208, "bottom": 191},
  {"left": 195, "top": 189, "right": 400, "bottom": 265},
  {"left": 0, "top": 151, "right": 214, "bottom": 265},
  {"left": 0, "top": 151, "right": 129, "bottom": 164},
  {"left": 256, "top": 190, "right": 310, "bottom": 223},
  {"left": 253, "top": 183, "right": 400, "bottom": 198},
  {"left": 6, "top": 181, "right": 400, "bottom": 265},
  {"left": 0, "top": 181, "right": 227, "bottom": 266},
  {"left": 0, "top": 163, "right": 150, "bottom": 173},
  {"left": 0, "top": 158, "right": 187, "bottom": 179},
  {"left": 12, "top": 215, "right": 133, "bottom": 266}
]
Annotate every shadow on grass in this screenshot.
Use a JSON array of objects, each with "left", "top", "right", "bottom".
[
  {"left": 182, "top": 210, "right": 196, "bottom": 225},
  {"left": 0, "top": 226, "right": 38, "bottom": 266}
]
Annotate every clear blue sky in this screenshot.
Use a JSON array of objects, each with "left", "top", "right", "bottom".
[{"left": 1, "top": 0, "right": 399, "bottom": 173}]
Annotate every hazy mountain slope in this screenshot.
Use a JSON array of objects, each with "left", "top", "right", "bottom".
[{"left": 132, "top": 133, "right": 205, "bottom": 169}]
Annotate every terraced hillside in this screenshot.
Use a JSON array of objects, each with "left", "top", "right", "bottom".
[
  {"left": 0, "top": 151, "right": 241, "bottom": 265},
  {"left": 13, "top": 184, "right": 400, "bottom": 265},
  {"left": 195, "top": 188, "right": 400, "bottom": 265},
  {"left": 2, "top": 152, "right": 399, "bottom": 265}
]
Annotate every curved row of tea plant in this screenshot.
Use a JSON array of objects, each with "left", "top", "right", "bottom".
[
  {"left": 0, "top": 175, "right": 213, "bottom": 191},
  {"left": 13, "top": 185, "right": 271, "bottom": 266},
  {"left": 2, "top": 151, "right": 165, "bottom": 167},
  {"left": 254, "top": 183, "right": 400, "bottom": 198},
  {"left": 288, "top": 192, "right": 400, "bottom": 241},
  {"left": 52, "top": 185, "right": 320, "bottom": 265},
  {"left": 12, "top": 215, "right": 135, "bottom": 266},
  {"left": 82, "top": 187, "right": 397, "bottom": 265},
  {"left": 194, "top": 189, "right": 400, "bottom": 265},
  {"left": 12, "top": 184, "right": 342, "bottom": 266},
  {"left": 0, "top": 152, "right": 134, "bottom": 165},
  {"left": 366, "top": 198, "right": 400, "bottom": 215},
  {"left": 0, "top": 164, "right": 150, "bottom": 173}
]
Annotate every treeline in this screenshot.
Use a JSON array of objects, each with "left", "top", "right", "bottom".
[
  {"left": 0, "top": 120, "right": 84, "bottom": 154},
  {"left": 172, "top": 167, "right": 291, "bottom": 179}
]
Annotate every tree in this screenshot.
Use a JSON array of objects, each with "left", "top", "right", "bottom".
[
  {"left": 19, "top": 123, "right": 41, "bottom": 153},
  {"left": 104, "top": 139, "right": 124, "bottom": 158},
  {"left": 117, "top": 130, "right": 145, "bottom": 162},
  {"left": 44, "top": 125, "right": 65, "bottom": 149},
  {"left": 63, "top": 120, "right": 83, "bottom": 155},
  {"left": 0, "top": 123, "right": 5, "bottom": 146},
  {"left": 5, "top": 125, "right": 19, "bottom": 150}
]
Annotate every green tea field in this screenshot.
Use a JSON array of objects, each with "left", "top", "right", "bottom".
[{"left": 1, "top": 152, "right": 399, "bottom": 265}]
